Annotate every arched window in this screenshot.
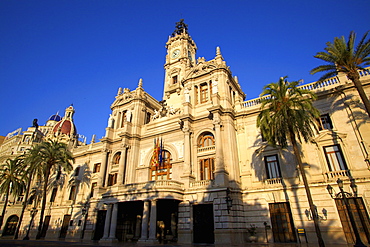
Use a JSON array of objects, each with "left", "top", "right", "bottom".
[
  {"left": 198, "top": 132, "right": 215, "bottom": 147},
  {"left": 2, "top": 215, "right": 19, "bottom": 236},
  {"left": 151, "top": 150, "right": 172, "bottom": 180},
  {"left": 113, "top": 152, "right": 121, "bottom": 165}
]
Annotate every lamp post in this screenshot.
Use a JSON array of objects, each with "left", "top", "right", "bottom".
[
  {"left": 23, "top": 207, "right": 38, "bottom": 240},
  {"left": 225, "top": 188, "right": 233, "bottom": 214},
  {"left": 326, "top": 178, "right": 366, "bottom": 247}
]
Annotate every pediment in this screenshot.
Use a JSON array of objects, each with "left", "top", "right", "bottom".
[{"left": 313, "top": 130, "right": 347, "bottom": 143}]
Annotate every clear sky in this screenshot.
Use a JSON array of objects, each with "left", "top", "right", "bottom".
[{"left": 1, "top": 0, "right": 369, "bottom": 142}]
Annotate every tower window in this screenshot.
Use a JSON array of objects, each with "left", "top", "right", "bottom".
[
  {"left": 200, "top": 83, "right": 208, "bottom": 103},
  {"left": 172, "top": 75, "right": 178, "bottom": 84}
]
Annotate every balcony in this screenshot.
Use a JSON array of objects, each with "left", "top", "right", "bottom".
[
  {"left": 325, "top": 170, "right": 351, "bottom": 180},
  {"left": 265, "top": 177, "right": 282, "bottom": 185}
]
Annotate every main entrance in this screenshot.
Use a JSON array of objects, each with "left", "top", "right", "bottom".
[
  {"left": 116, "top": 201, "right": 143, "bottom": 241},
  {"left": 193, "top": 204, "right": 214, "bottom": 244}
]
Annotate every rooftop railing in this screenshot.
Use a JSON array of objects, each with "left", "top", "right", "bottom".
[{"left": 241, "top": 68, "right": 370, "bottom": 109}]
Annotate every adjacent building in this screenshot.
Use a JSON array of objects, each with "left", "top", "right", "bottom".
[{"left": 1, "top": 20, "right": 370, "bottom": 245}]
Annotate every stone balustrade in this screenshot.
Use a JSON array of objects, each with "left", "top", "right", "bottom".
[{"left": 240, "top": 67, "right": 370, "bottom": 109}]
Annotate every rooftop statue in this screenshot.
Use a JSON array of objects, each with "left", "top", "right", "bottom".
[{"left": 172, "top": 19, "right": 188, "bottom": 37}]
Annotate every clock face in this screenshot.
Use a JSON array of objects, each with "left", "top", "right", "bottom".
[{"left": 172, "top": 49, "right": 180, "bottom": 59}]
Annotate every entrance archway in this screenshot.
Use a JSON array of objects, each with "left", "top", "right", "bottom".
[{"left": 2, "top": 215, "right": 19, "bottom": 236}]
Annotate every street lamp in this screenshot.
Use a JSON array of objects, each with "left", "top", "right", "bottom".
[
  {"left": 326, "top": 178, "right": 366, "bottom": 247},
  {"left": 23, "top": 207, "right": 38, "bottom": 240},
  {"left": 225, "top": 188, "right": 233, "bottom": 214}
]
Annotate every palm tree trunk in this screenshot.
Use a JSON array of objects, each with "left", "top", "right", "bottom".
[
  {"left": 13, "top": 174, "right": 33, "bottom": 239},
  {"left": 289, "top": 131, "right": 325, "bottom": 247},
  {"left": 0, "top": 185, "right": 10, "bottom": 230},
  {"left": 36, "top": 168, "right": 50, "bottom": 239},
  {"left": 352, "top": 77, "right": 370, "bottom": 118}
]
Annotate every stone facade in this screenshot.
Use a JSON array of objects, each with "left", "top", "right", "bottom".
[{"left": 1, "top": 20, "right": 370, "bottom": 245}]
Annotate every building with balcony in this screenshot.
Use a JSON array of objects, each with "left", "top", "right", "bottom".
[{"left": 1, "top": 20, "right": 370, "bottom": 245}]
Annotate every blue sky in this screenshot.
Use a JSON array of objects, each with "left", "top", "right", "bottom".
[{"left": 1, "top": 0, "right": 369, "bottom": 142}]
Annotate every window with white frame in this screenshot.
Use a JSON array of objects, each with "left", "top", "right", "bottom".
[
  {"left": 264, "top": 154, "right": 282, "bottom": 179},
  {"left": 324, "top": 145, "right": 348, "bottom": 171}
]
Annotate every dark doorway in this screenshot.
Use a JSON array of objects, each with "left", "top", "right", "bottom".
[
  {"left": 269, "top": 202, "right": 297, "bottom": 242},
  {"left": 59, "top": 214, "right": 71, "bottom": 239},
  {"left": 193, "top": 204, "right": 214, "bottom": 244},
  {"left": 116, "top": 201, "right": 143, "bottom": 242},
  {"left": 335, "top": 197, "right": 370, "bottom": 244},
  {"left": 93, "top": 210, "right": 106, "bottom": 240},
  {"left": 157, "top": 199, "right": 180, "bottom": 243},
  {"left": 40, "top": 215, "right": 51, "bottom": 238},
  {"left": 2, "top": 215, "right": 19, "bottom": 236}
]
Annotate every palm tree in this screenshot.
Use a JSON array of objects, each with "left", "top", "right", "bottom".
[
  {"left": 257, "top": 77, "right": 324, "bottom": 247},
  {"left": 29, "top": 140, "right": 74, "bottom": 239},
  {"left": 0, "top": 157, "right": 25, "bottom": 231},
  {"left": 13, "top": 147, "right": 44, "bottom": 239},
  {"left": 311, "top": 31, "right": 370, "bottom": 117}
]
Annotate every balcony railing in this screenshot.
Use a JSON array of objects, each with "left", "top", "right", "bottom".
[
  {"left": 124, "top": 180, "right": 184, "bottom": 192},
  {"left": 190, "top": 180, "right": 214, "bottom": 189},
  {"left": 265, "top": 177, "right": 282, "bottom": 185},
  {"left": 325, "top": 170, "right": 351, "bottom": 180},
  {"left": 241, "top": 67, "right": 370, "bottom": 109},
  {"left": 197, "top": 145, "right": 215, "bottom": 153}
]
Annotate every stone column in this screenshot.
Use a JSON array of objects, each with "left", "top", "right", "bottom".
[
  {"left": 102, "top": 204, "right": 112, "bottom": 239},
  {"left": 108, "top": 203, "right": 118, "bottom": 240},
  {"left": 213, "top": 112, "right": 228, "bottom": 186},
  {"left": 139, "top": 200, "right": 150, "bottom": 241},
  {"left": 182, "top": 124, "right": 192, "bottom": 176},
  {"left": 98, "top": 149, "right": 109, "bottom": 187},
  {"left": 148, "top": 199, "right": 157, "bottom": 241},
  {"left": 117, "top": 145, "right": 128, "bottom": 185},
  {"left": 213, "top": 113, "right": 224, "bottom": 172}
]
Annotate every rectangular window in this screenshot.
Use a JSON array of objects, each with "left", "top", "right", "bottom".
[
  {"left": 200, "top": 83, "right": 208, "bottom": 103},
  {"left": 264, "top": 155, "right": 281, "bottom": 179},
  {"left": 145, "top": 112, "right": 151, "bottom": 124},
  {"left": 194, "top": 86, "right": 198, "bottom": 104},
  {"left": 107, "top": 173, "right": 117, "bottom": 186},
  {"left": 50, "top": 188, "right": 57, "bottom": 202},
  {"left": 324, "top": 145, "right": 348, "bottom": 171},
  {"left": 69, "top": 186, "right": 76, "bottom": 200},
  {"left": 200, "top": 158, "right": 215, "bottom": 180},
  {"left": 93, "top": 163, "right": 101, "bottom": 173},
  {"left": 74, "top": 167, "right": 80, "bottom": 176},
  {"left": 90, "top": 182, "right": 97, "bottom": 198},
  {"left": 172, "top": 75, "right": 178, "bottom": 84},
  {"left": 320, "top": 114, "right": 333, "bottom": 130}
]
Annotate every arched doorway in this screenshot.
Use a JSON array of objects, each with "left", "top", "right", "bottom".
[{"left": 2, "top": 215, "right": 19, "bottom": 236}]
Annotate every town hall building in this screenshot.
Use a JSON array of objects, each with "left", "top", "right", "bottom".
[{"left": 1, "top": 20, "right": 370, "bottom": 245}]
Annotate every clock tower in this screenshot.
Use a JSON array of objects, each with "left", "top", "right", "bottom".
[{"left": 163, "top": 19, "right": 197, "bottom": 106}]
